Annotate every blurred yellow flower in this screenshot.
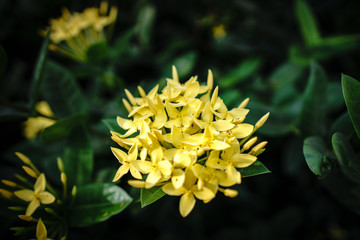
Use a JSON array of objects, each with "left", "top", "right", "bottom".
[
  {"left": 111, "top": 66, "right": 269, "bottom": 217},
  {"left": 36, "top": 218, "right": 51, "bottom": 240},
  {"left": 14, "top": 173, "right": 55, "bottom": 216},
  {"left": 213, "top": 24, "right": 226, "bottom": 39},
  {"left": 44, "top": 1, "right": 117, "bottom": 61},
  {"left": 24, "top": 101, "right": 56, "bottom": 139}
]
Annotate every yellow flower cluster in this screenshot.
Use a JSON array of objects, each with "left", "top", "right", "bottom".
[
  {"left": 111, "top": 66, "right": 269, "bottom": 217},
  {"left": 44, "top": 1, "right": 117, "bottom": 61}
]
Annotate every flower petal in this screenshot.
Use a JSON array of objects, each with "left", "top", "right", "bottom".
[
  {"left": 34, "top": 173, "right": 46, "bottom": 194},
  {"left": 36, "top": 218, "right": 48, "bottom": 239},
  {"left": 232, "top": 123, "right": 254, "bottom": 139},
  {"left": 232, "top": 154, "right": 257, "bottom": 168},
  {"left": 145, "top": 169, "right": 162, "bottom": 188},
  {"left": 162, "top": 182, "right": 185, "bottom": 196},
  {"left": 38, "top": 191, "right": 55, "bottom": 204},
  {"left": 179, "top": 192, "right": 196, "bottom": 217},
  {"left": 172, "top": 169, "right": 185, "bottom": 189},
  {"left": 212, "top": 120, "right": 235, "bottom": 131},
  {"left": 14, "top": 189, "right": 34, "bottom": 202},
  {"left": 226, "top": 164, "right": 241, "bottom": 184},
  {"left": 111, "top": 147, "right": 128, "bottom": 164},
  {"left": 129, "top": 164, "right": 142, "bottom": 179},
  {"left": 26, "top": 198, "right": 40, "bottom": 216},
  {"left": 113, "top": 164, "right": 130, "bottom": 182}
]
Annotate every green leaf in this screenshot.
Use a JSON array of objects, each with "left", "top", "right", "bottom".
[
  {"left": 295, "top": 0, "right": 321, "bottom": 47},
  {"left": 240, "top": 161, "right": 271, "bottom": 178},
  {"left": 171, "top": 52, "right": 197, "bottom": 79},
  {"left": 332, "top": 132, "right": 360, "bottom": 184},
  {"left": 0, "top": 44, "right": 7, "bottom": 79},
  {"left": 102, "top": 118, "right": 124, "bottom": 134},
  {"left": 110, "top": 28, "right": 136, "bottom": 59},
  {"left": 69, "top": 183, "right": 132, "bottom": 227},
  {"left": 40, "top": 113, "right": 87, "bottom": 142},
  {"left": 319, "top": 35, "right": 360, "bottom": 54},
  {"left": 269, "top": 61, "right": 304, "bottom": 90},
  {"left": 43, "top": 61, "right": 88, "bottom": 117},
  {"left": 342, "top": 74, "right": 360, "bottom": 139},
  {"left": 296, "top": 62, "right": 327, "bottom": 137},
  {"left": 85, "top": 41, "right": 109, "bottom": 64},
  {"left": 137, "top": 4, "right": 156, "bottom": 48},
  {"left": 219, "top": 58, "right": 262, "bottom": 88},
  {"left": 63, "top": 126, "right": 93, "bottom": 187},
  {"left": 330, "top": 112, "right": 354, "bottom": 138},
  {"left": 140, "top": 185, "right": 166, "bottom": 208},
  {"left": 303, "top": 136, "right": 332, "bottom": 178},
  {"left": 29, "top": 31, "right": 50, "bottom": 115}
]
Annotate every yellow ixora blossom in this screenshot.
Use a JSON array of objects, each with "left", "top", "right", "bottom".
[
  {"left": 43, "top": 1, "right": 117, "bottom": 61},
  {"left": 14, "top": 173, "right": 55, "bottom": 216},
  {"left": 24, "top": 101, "right": 56, "bottom": 139},
  {"left": 111, "top": 66, "right": 269, "bottom": 217},
  {"left": 36, "top": 218, "right": 51, "bottom": 240}
]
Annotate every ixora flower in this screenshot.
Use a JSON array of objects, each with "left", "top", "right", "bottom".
[
  {"left": 14, "top": 173, "right": 55, "bottom": 216},
  {"left": 36, "top": 218, "right": 51, "bottom": 240},
  {"left": 111, "top": 66, "right": 269, "bottom": 217},
  {"left": 24, "top": 101, "right": 56, "bottom": 139},
  {"left": 43, "top": 1, "right": 117, "bottom": 61}
]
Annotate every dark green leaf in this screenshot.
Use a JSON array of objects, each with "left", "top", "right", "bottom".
[
  {"left": 63, "top": 126, "right": 93, "bottom": 187},
  {"left": 296, "top": 62, "right": 327, "bottom": 137},
  {"left": 43, "top": 61, "right": 88, "bottom": 117},
  {"left": 332, "top": 132, "right": 360, "bottom": 184},
  {"left": 240, "top": 161, "right": 271, "bottom": 178},
  {"left": 40, "top": 113, "right": 87, "bottom": 142},
  {"left": 326, "top": 82, "right": 345, "bottom": 113},
  {"left": 69, "top": 183, "right": 132, "bottom": 227},
  {"left": 0, "top": 44, "right": 7, "bottom": 79},
  {"left": 29, "top": 31, "right": 50, "bottom": 115},
  {"left": 330, "top": 112, "right": 354, "bottom": 138},
  {"left": 171, "top": 52, "right": 197, "bottom": 79},
  {"left": 342, "top": 74, "right": 360, "bottom": 139},
  {"left": 140, "top": 185, "right": 166, "bottom": 207},
  {"left": 110, "top": 28, "right": 136, "bottom": 59},
  {"left": 219, "top": 58, "right": 262, "bottom": 88},
  {"left": 102, "top": 118, "right": 125, "bottom": 134},
  {"left": 303, "top": 136, "right": 332, "bottom": 178},
  {"left": 85, "top": 41, "right": 109, "bottom": 64},
  {"left": 269, "top": 61, "right": 304, "bottom": 90},
  {"left": 295, "top": 0, "right": 321, "bottom": 47},
  {"left": 319, "top": 35, "right": 360, "bottom": 53},
  {"left": 137, "top": 4, "right": 156, "bottom": 47}
]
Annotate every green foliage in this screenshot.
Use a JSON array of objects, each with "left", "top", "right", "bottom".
[
  {"left": 295, "top": 0, "right": 321, "bottom": 47},
  {"left": 342, "top": 74, "right": 360, "bottom": 139},
  {"left": 303, "top": 137, "right": 332, "bottom": 178},
  {"left": 240, "top": 161, "right": 271, "bottom": 178},
  {"left": 69, "top": 183, "right": 132, "bottom": 227},
  {"left": 43, "top": 61, "right": 88, "bottom": 117},
  {"left": 140, "top": 186, "right": 166, "bottom": 208},
  {"left": 63, "top": 127, "right": 93, "bottom": 188},
  {"left": 296, "top": 62, "right": 327, "bottom": 137},
  {"left": 29, "top": 31, "right": 50, "bottom": 115}
]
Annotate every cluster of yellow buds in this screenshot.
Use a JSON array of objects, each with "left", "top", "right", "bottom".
[
  {"left": 43, "top": 1, "right": 117, "bottom": 61},
  {"left": 111, "top": 66, "right": 269, "bottom": 217},
  {"left": 0, "top": 153, "right": 67, "bottom": 239}
]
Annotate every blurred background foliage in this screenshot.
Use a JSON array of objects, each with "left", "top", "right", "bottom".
[{"left": 1, "top": 0, "right": 360, "bottom": 239}]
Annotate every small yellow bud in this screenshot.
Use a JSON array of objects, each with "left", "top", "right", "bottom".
[
  {"left": 61, "top": 172, "right": 67, "bottom": 185},
  {"left": 242, "top": 137, "right": 258, "bottom": 151},
  {"left": 1, "top": 180, "right": 17, "bottom": 187},
  {"left": 250, "top": 141, "right": 268, "bottom": 154},
  {"left": 22, "top": 166, "right": 38, "bottom": 178},
  {"left": 239, "top": 98, "right": 250, "bottom": 108},
  {"left": 71, "top": 185, "right": 77, "bottom": 197},
  {"left": 18, "top": 215, "right": 36, "bottom": 222},
  {"left": 137, "top": 86, "right": 147, "bottom": 98},
  {"left": 15, "top": 152, "right": 32, "bottom": 165},
  {"left": 57, "top": 157, "right": 65, "bottom": 173},
  {"left": 223, "top": 189, "right": 238, "bottom": 198},
  {"left": 0, "top": 188, "right": 13, "bottom": 198},
  {"left": 124, "top": 89, "right": 136, "bottom": 105},
  {"left": 172, "top": 65, "right": 179, "bottom": 83},
  {"left": 122, "top": 98, "right": 133, "bottom": 113},
  {"left": 255, "top": 112, "right": 270, "bottom": 130},
  {"left": 128, "top": 180, "right": 146, "bottom": 188},
  {"left": 207, "top": 69, "right": 213, "bottom": 91}
]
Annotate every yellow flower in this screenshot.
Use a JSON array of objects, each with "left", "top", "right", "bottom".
[
  {"left": 14, "top": 173, "right": 55, "bottom": 216},
  {"left": 44, "top": 1, "right": 117, "bottom": 62},
  {"left": 36, "top": 218, "right": 51, "bottom": 240},
  {"left": 24, "top": 101, "right": 56, "bottom": 139},
  {"left": 213, "top": 24, "right": 226, "bottom": 39},
  {"left": 111, "top": 66, "right": 269, "bottom": 217}
]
